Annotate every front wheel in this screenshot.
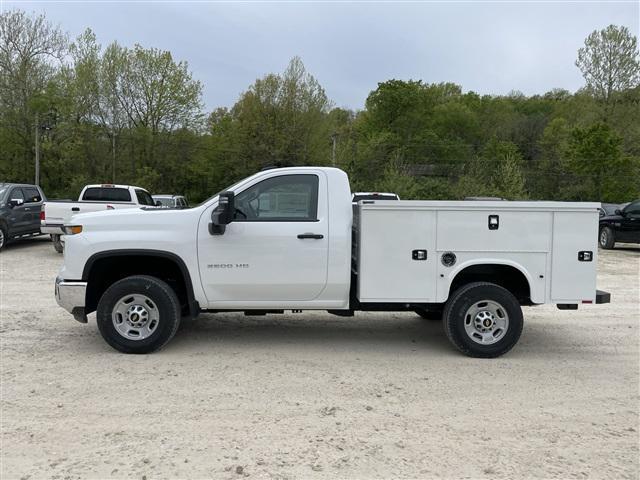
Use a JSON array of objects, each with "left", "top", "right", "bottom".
[
  {"left": 51, "top": 234, "right": 64, "bottom": 253},
  {"left": 96, "top": 275, "right": 181, "bottom": 353},
  {"left": 443, "top": 282, "right": 523, "bottom": 358},
  {"left": 599, "top": 227, "right": 615, "bottom": 249}
]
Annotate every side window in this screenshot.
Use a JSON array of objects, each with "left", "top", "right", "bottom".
[
  {"left": 23, "top": 187, "right": 42, "bottom": 203},
  {"left": 10, "top": 188, "right": 25, "bottom": 202},
  {"left": 624, "top": 201, "right": 640, "bottom": 217},
  {"left": 135, "top": 189, "right": 155, "bottom": 206},
  {"left": 234, "top": 174, "right": 319, "bottom": 222}
]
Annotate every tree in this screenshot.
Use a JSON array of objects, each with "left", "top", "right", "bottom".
[
  {"left": 231, "top": 57, "right": 332, "bottom": 171},
  {"left": 576, "top": 25, "right": 640, "bottom": 109},
  {"left": 566, "top": 122, "right": 637, "bottom": 201},
  {"left": 0, "top": 9, "right": 67, "bottom": 182}
]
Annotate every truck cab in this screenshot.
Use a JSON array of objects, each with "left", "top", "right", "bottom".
[{"left": 54, "top": 167, "right": 610, "bottom": 357}]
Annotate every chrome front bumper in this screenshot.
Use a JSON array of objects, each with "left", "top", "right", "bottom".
[{"left": 55, "top": 276, "right": 88, "bottom": 323}]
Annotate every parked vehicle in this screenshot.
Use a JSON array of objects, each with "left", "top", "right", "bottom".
[
  {"left": 55, "top": 167, "right": 609, "bottom": 357},
  {"left": 41, "top": 184, "right": 154, "bottom": 253},
  {"left": 352, "top": 192, "right": 399, "bottom": 202},
  {"left": 598, "top": 203, "right": 624, "bottom": 218},
  {"left": 598, "top": 200, "right": 640, "bottom": 249},
  {"left": 0, "top": 183, "right": 46, "bottom": 251},
  {"left": 152, "top": 194, "right": 189, "bottom": 208}
]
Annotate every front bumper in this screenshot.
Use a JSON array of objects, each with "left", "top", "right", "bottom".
[{"left": 55, "top": 276, "right": 88, "bottom": 323}]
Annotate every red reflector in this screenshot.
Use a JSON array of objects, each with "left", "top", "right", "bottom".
[
  {"left": 40, "top": 210, "right": 45, "bottom": 221},
  {"left": 106, "top": 205, "right": 114, "bottom": 210},
  {"left": 582, "top": 300, "right": 593, "bottom": 304}
]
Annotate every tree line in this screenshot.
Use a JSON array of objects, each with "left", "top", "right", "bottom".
[{"left": 1, "top": 10, "right": 638, "bottom": 203}]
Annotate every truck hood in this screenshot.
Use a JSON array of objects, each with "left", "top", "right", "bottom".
[{"left": 71, "top": 205, "right": 203, "bottom": 229}]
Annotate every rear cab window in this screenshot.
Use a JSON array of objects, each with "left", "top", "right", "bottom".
[{"left": 82, "top": 187, "right": 131, "bottom": 202}]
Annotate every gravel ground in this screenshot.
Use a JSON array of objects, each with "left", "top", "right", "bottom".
[{"left": 1, "top": 236, "right": 639, "bottom": 480}]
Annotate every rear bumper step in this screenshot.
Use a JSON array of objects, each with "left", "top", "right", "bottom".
[{"left": 596, "top": 290, "right": 611, "bottom": 304}]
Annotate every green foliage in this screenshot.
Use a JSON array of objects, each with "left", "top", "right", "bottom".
[
  {"left": 0, "top": 10, "right": 638, "bottom": 206},
  {"left": 566, "top": 123, "right": 639, "bottom": 202}
]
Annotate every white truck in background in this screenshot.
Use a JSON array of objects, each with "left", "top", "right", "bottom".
[
  {"left": 54, "top": 167, "right": 610, "bottom": 357},
  {"left": 41, "top": 184, "right": 155, "bottom": 252}
]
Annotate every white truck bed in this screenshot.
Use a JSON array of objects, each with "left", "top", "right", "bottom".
[{"left": 354, "top": 200, "right": 600, "bottom": 305}]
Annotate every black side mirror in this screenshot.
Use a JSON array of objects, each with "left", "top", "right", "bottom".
[
  {"left": 209, "top": 191, "right": 235, "bottom": 235},
  {"left": 9, "top": 198, "right": 24, "bottom": 208},
  {"left": 615, "top": 209, "right": 623, "bottom": 216},
  {"left": 155, "top": 200, "right": 162, "bottom": 207}
]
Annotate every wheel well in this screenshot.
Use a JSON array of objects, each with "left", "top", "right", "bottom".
[
  {"left": 84, "top": 253, "right": 195, "bottom": 316},
  {"left": 449, "top": 264, "right": 531, "bottom": 304}
]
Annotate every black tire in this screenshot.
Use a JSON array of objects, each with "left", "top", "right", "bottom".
[
  {"left": 51, "top": 234, "right": 64, "bottom": 253},
  {"left": 599, "top": 227, "right": 615, "bottom": 249},
  {"left": 0, "top": 224, "right": 7, "bottom": 251},
  {"left": 443, "top": 282, "right": 523, "bottom": 358},
  {"left": 414, "top": 308, "right": 443, "bottom": 321},
  {"left": 96, "top": 275, "right": 181, "bottom": 354}
]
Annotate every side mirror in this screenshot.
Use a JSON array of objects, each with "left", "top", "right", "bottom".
[
  {"left": 9, "top": 198, "right": 24, "bottom": 208},
  {"left": 209, "top": 191, "right": 235, "bottom": 235},
  {"left": 615, "top": 209, "right": 623, "bottom": 216},
  {"left": 155, "top": 200, "right": 162, "bottom": 207}
]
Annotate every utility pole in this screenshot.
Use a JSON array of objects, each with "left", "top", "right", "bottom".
[
  {"left": 35, "top": 112, "right": 40, "bottom": 186},
  {"left": 112, "top": 132, "right": 116, "bottom": 183},
  {"left": 331, "top": 133, "right": 338, "bottom": 166}
]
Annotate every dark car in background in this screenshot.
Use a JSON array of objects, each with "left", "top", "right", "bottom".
[
  {"left": 599, "top": 200, "right": 640, "bottom": 249},
  {"left": 0, "top": 183, "right": 46, "bottom": 251}
]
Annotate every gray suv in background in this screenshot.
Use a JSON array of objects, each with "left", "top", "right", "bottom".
[{"left": 0, "top": 183, "right": 46, "bottom": 251}]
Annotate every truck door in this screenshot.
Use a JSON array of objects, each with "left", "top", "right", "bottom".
[
  {"left": 7, "top": 187, "right": 28, "bottom": 234},
  {"left": 198, "top": 172, "right": 329, "bottom": 306},
  {"left": 22, "top": 186, "right": 43, "bottom": 232},
  {"left": 620, "top": 201, "right": 640, "bottom": 243}
]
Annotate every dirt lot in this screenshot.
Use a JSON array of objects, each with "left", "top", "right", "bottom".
[{"left": 1, "top": 236, "right": 639, "bottom": 479}]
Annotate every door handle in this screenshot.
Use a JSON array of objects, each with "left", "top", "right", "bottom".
[
  {"left": 24, "top": 207, "right": 30, "bottom": 211},
  {"left": 72, "top": 207, "right": 80, "bottom": 212},
  {"left": 297, "top": 233, "right": 324, "bottom": 239}
]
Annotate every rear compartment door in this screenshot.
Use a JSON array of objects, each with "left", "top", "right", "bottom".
[{"left": 550, "top": 211, "right": 598, "bottom": 302}]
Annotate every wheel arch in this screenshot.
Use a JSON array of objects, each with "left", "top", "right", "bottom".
[
  {"left": 82, "top": 249, "right": 199, "bottom": 317},
  {"left": 445, "top": 259, "right": 536, "bottom": 304}
]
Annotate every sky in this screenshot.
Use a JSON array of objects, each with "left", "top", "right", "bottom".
[{"left": 3, "top": 0, "right": 639, "bottom": 111}]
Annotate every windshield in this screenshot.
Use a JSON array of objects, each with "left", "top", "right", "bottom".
[
  {"left": 0, "top": 187, "right": 7, "bottom": 200},
  {"left": 196, "top": 177, "right": 249, "bottom": 207}
]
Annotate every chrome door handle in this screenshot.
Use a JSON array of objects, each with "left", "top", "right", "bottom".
[{"left": 297, "top": 233, "right": 324, "bottom": 239}]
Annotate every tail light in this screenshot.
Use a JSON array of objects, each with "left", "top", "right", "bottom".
[{"left": 40, "top": 210, "right": 45, "bottom": 221}]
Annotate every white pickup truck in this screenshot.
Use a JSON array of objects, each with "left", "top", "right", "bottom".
[
  {"left": 55, "top": 167, "right": 610, "bottom": 357},
  {"left": 41, "top": 184, "right": 155, "bottom": 252}
]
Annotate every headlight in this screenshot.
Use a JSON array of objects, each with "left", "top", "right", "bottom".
[{"left": 63, "top": 225, "right": 83, "bottom": 235}]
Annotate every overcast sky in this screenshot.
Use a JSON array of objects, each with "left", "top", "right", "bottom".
[{"left": 4, "top": 1, "right": 639, "bottom": 110}]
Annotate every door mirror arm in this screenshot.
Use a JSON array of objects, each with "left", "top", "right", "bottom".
[{"left": 209, "top": 191, "right": 235, "bottom": 236}]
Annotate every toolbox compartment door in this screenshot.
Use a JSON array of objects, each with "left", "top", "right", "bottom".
[{"left": 357, "top": 208, "right": 437, "bottom": 302}]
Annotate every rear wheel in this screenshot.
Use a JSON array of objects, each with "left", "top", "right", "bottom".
[
  {"left": 51, "top": 234, "right": 64, "bottom": 253},
  {"left": 443, "top": 282, "right": 523, "bottom": 358},
  {"left": 599, "top": 227, "right": 615, "bottom": 249},
  {"left": 96, "top": 275, "right": 181, "bottom": 354}
]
